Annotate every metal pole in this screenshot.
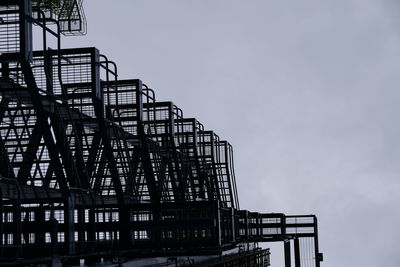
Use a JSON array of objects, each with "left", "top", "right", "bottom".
[
  {"left": 284, "top": 239, "right": 291, "bottom": 267},
  {"left": 294, "top": 237, "right": 301, "bottom": 267}
]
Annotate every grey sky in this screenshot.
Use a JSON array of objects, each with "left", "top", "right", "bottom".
[{"left": 62, "top": 1, "right": 400, "bottom": 266}]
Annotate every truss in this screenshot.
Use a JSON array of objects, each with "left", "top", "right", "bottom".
[{"left": 0, "top": 1, "right": 323, "bottom": 266}]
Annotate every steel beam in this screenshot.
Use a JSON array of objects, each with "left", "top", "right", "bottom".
[
  {"left": 294, "top": 237, "right": 301, "bottom": 267},
  {"left": 284, "top": 240, "right": 291, "bottom": 267},
  {"left": 19, "top": 60, "right": 69, "bottom": 199},
  {"left": 16, "top": 122, "right": 42, "bottom": 183}
]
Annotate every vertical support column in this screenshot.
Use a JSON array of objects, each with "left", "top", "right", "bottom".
[
  {"left": 88, "top": 205, "right": 96, "bottom": 243},
  {"left": 284, "top": 239, "right": 291, "bottom": 267},
  {"left": 64, "top": 196, "right": 75, "bottom": 255},
  {"left": 35, "top": 205, "right": 46, "bottom": 246},
  {"left": 13, "top": 199, "right": 21, "bottom": 249},
  {"left": 118, "top": 205, "right": 131, "bottom": 249},
  {"left": 77, "top": 203, "right": 85, "bottom": 243},
  {"left": 230, "top": 208, "right": 235, "bottom": 243},
  {"left": 294, "top": 237, "right": 301, "bottom": 267},
  {"left": 245, "top": 211, "right": 249, "bottom": 241},
  {"left": 256, "top": 213, "right": 261, "bottom": 238},
  {"left": 214, "top": 201, "right": 222, "bottom": 247},
  {"left": 18, "top": 0, "right": 33, "bottom": 61},
  {"left": 314, "top": 215, "right": 322, "bottom": 267},
  {"left": 153, "top": 205, "right": 162, "bottom": 247},
  {"left": 0, "top": 187, "right": 3, "bottom": 249}
]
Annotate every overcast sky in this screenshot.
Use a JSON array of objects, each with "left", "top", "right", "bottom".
[{"left": 61, "top": 1, "right": 400, "bottom": 266}]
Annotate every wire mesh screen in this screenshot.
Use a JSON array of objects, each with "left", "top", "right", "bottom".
[
  {"left": 299, "top": 237, "right": 317, "bottom": 267},
  {"left": 103, "top": 80, "right": 139, "bottom": 136},
  {"left": 0, "top": 4, "right": 20, "bottom": 54}
]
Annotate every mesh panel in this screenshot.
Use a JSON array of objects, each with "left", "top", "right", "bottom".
[{"left": 0, "top": 5, "right": 20, "bottom": 54}]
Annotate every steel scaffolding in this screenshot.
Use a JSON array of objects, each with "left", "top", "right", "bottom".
[{"left": 0, "top": 1, "right": 323, "bottom": 266}]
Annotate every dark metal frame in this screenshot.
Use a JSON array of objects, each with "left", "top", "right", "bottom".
[{"left": 0, "top": 1, "right": 323, "bottom": 266}]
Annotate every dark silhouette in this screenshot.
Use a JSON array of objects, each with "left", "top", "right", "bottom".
[{"left": 0, "top": 1, "right": 322, "bottom": 266}]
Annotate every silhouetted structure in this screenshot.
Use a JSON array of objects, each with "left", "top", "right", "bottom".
[{"left": 0, "top": 1, "right": 323, "bottom": 266}]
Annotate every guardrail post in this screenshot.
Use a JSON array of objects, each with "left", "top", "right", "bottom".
[
  {"left": 18, "top": 0, "right": 33, "bottom": 61},
  {"left": 294, "top": 237, "right": 301, "bottom": 267},
  {"left": 284, "top": 239, "right": 291, "bottom": 267}
]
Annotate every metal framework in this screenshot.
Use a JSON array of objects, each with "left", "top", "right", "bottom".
[{"left": 0, "top": 1, "right": 323, "bottom": 266}]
